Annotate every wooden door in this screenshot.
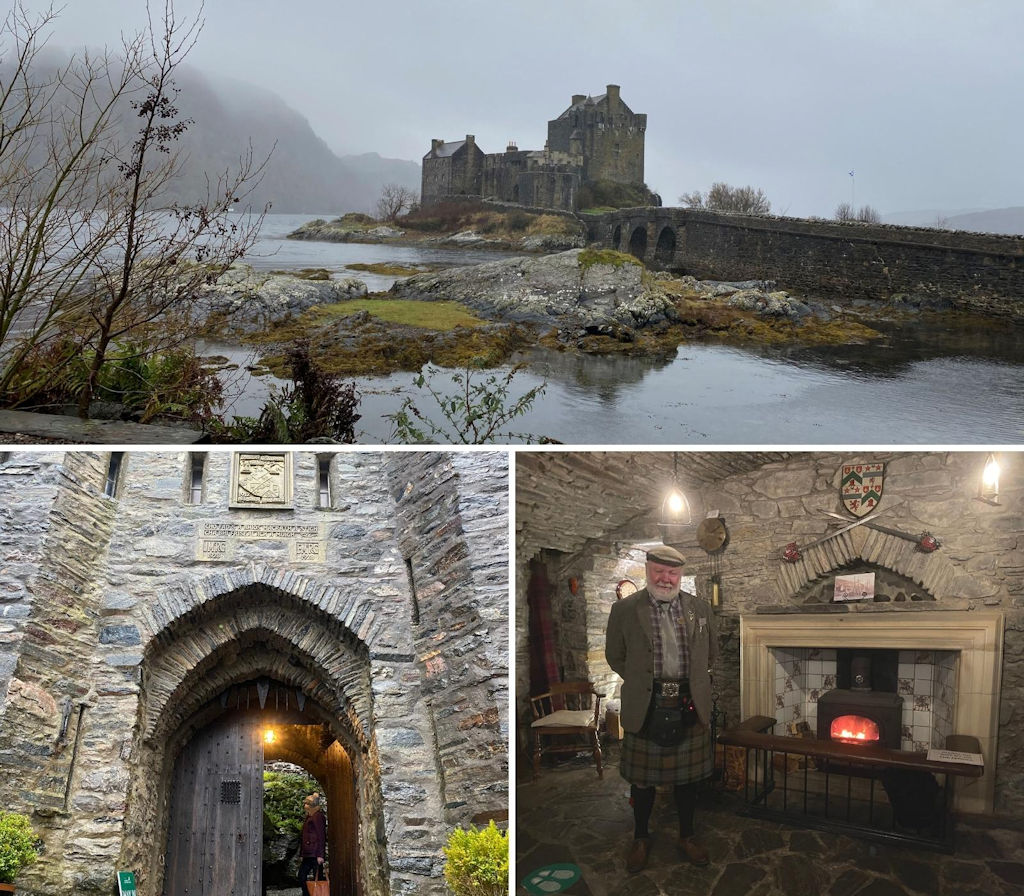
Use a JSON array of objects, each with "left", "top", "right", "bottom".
[{"left": 164, "top": 715, "right": 264, "bottom": 896}]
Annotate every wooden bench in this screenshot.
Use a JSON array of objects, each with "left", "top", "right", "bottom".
[{"left": 718, "top": 717, "right": 983, "bottom": 852}]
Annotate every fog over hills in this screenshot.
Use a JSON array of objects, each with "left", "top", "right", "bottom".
[
  {"left": 1, "top": 50, "right": 420, "bottom": 215},
  {"left": 166, "top": 67, "right": 420, "bottom": 214}
]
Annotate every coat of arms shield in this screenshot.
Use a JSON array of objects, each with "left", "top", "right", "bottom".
[{"left": 840, "top": 462, "right": 884, "bottom": 517}]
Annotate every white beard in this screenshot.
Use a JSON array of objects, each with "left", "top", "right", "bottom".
[{"left": 648, "top": 583, "right": 678, "bottom": 602}]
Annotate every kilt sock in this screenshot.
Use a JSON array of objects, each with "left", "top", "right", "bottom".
[
  {"left": 631, "top": 784, "right": 656, "bottom": 838},
  {"left": 674, "top": 782, "right": 697, "bottom": 837}
]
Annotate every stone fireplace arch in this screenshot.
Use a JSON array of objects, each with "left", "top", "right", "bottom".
[{"left": 775, "top": 522, "right": 975, "bottom": 601}]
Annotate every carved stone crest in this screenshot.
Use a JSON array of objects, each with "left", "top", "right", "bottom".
[
  {"left": 229, "top": 452, "right": 294, "bottom": 509},
  {"left": 840, "top": 462, "right": 884, "bottom": 517}
]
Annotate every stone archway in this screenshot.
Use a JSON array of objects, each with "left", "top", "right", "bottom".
[
  {"left": 654, "top": 225, "right": 676, "bottom": 267},
  {"left": 628, "top": 224, "right": 647, "bottom": 260},
  {"left": 612, "top": 224, "right": 622, "bottom": 250},
  {"left": 120, "top": 574, "right": 421, "bottom": 896}
]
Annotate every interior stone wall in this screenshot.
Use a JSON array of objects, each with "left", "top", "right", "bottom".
[{"left": 515, "top": 450, "right": 1024, "bottom": 817}]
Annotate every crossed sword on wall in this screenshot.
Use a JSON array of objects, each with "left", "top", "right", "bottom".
[{"left": 782, "top": 510, "right": 939, "bottom": 562}]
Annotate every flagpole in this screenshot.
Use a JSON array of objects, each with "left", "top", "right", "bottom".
[{"left": 850, "top": 170, "right": 855, "bottom": 210}]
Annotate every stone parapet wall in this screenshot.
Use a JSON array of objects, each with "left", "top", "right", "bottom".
[{"left": 584, "top": 208, "right": 1024, "bottom": 316}]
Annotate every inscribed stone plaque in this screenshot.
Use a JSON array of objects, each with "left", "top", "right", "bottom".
[
  {"left": 230, "top": 453, "right": 294, "bottom": 509},
  {"left": 196, "top": 521, "right": 326, "bottom": 562}
]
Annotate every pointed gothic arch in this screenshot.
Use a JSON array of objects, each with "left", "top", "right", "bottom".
[{"left": 121, "top": 570, "right": 428, "bottom": 896}]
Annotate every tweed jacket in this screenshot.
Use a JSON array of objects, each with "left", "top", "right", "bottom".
[{"left": 605, "top": 588, "right": 718, "bottom": 734}]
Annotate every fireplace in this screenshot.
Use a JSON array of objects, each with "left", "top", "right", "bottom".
[{"left": 739, "top": 611, "right": 1004, "bottom": 813}]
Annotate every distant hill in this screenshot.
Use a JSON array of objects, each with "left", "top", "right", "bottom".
[
  {"left": 1, "top": 51, "right": 420, "bottom": 215},
  {"left": 165, "top": 68, "right": 421, "bottom": 214},
  {"left": 883, "top": 207, "right": 1024, "bottom": 235}
]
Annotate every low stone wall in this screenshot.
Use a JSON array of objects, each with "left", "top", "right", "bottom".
[{"left": 583, "top": 208, "right": 1024, "bottom": 317}]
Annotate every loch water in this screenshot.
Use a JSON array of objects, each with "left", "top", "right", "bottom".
[{"left": 224, "top": 214, "right": 1024, "bottom": 445}]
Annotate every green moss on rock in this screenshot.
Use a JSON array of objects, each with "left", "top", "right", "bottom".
[{"left": 577, "top": 249, "right": 642, "bottom": 272}]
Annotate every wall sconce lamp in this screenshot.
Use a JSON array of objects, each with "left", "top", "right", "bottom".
[
  {"left": 658, "top": 453, "right": 692, "bottom": 543},
  {"left": 977, "top": 453, "right": 1000, "bottom": 505},
  {"left": 264, "top": 728, "right": 276, "bottom": 745}
]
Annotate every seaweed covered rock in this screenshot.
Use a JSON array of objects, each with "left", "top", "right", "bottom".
[{"left": 388, "top": 248, "right": 675, "bottom": 333}]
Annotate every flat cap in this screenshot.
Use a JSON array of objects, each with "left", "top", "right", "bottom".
[{"left": 646, "top": 545, "right": 686, "bottom": 567}]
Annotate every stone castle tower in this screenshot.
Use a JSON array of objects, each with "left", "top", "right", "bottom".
[
  {"left": 421, "top": 84, "right": 646, "bottom": 210},
  {"left": 0, "top": 450, "right": 508, "bottom": 896}
]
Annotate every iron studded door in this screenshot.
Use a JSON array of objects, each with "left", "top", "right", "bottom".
[{"left": 164, "top": 715, "right": 264, "bottom": 895}]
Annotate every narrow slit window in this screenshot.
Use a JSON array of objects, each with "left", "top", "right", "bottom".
[
  {"left": 406, "top": 557, "right": 420, "bottom": 624},
  {"left": 188, "top": 453, "right": 205, "bottom": 504},
  {"left": 317, "top": 456, "right": 332, "bottom": 508},
  {"left": 104, "top": 452, "right": 124, "bottom": 497}
]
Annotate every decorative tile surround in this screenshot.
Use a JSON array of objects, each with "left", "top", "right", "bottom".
[{"left": 771, "top": 647, "right": 957, "bottom": 752}]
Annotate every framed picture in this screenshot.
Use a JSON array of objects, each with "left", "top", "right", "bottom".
[{"left": 833, "top": 572, "right": 875, "bottom": 602}]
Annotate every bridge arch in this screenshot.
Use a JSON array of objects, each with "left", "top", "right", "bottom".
[
  {"left": 628, "top": 225, "right": 648, "bottom": 259},
  {"left": 654, "top": 225, "right": 677, "bottom": 267}
]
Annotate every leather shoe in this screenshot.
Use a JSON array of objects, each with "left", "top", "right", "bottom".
[
  {"left": 679, "top": 836, "right": 710, "bottom": 866},
  {"left": 625, "top": 837, "right": 651, "bottom": 873}
]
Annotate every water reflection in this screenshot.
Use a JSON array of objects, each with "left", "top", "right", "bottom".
[{"left": 205, "top": 214, "right": 1024, "bottom": 445}]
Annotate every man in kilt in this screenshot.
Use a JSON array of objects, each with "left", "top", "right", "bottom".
[{"left": 605, "top": 545, "right": 718, "bottom": 872}]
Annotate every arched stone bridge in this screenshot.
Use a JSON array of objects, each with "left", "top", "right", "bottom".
[{"left": 580, "top": 206, "right": 1024, "bottom": 317}]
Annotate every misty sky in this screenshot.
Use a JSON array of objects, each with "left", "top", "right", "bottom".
[{"left": 11, "top": 0, "right": 1024, "bottom": 218}]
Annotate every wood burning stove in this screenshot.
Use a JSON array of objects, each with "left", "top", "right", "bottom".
[
  {"left": 817, "top": 689, "right": 903, "bottom": 748},
  {"left": 816, "top": 651, "right": 903, "bottom": 749}
]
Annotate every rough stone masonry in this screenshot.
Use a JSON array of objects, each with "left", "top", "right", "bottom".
[{"left": 0, "top": 450, "right": 509, "bottom": 896}]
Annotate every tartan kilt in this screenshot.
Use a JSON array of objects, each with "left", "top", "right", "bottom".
[{"left": 620, "top": 723, "right": 713, "bottom": 787}]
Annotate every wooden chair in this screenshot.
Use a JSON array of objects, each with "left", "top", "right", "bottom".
[{"left": 529, "top": 681, "right": 604, "bottom": 779}]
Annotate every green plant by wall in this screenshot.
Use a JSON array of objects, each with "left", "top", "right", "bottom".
[
  {"left": 263, "top": 770, "right": 318, "bottom": 837},
  {"left": 442, "top": 821, "right": 508, "bottom": 896},
  {"left": 0, "top": 811, "right": 38, "bottom": 884}
]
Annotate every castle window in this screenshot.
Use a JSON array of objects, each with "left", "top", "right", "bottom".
[
  {"left": 317, "top": 455, "right": 332, "bottom": 508},
  {"left": 104, "top": 452, "right": 124, "bottom": 497},
  {"left": 188, "top": 453, "right": 205, "bottom": 504}
]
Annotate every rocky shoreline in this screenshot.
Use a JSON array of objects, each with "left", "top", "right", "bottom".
[
  {"left": 200, "top": 244, "right": 891, "bottom": 380},
  {"left": 287, "top": 216, "right": 585, "bottom": 253}
]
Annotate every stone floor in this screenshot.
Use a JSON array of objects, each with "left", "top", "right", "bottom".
[{"left": 515, "top": 744, "right": 1024, "bottom": 896}]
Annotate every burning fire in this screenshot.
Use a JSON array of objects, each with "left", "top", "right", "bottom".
[{"left": 831, "top": 714, "right": 880, "bottom": 744}]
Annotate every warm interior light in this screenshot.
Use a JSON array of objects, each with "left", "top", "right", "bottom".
[
  {"left": 666, "top": 489, "right": 687, "bottom": 518},
  {"left": 658, "top": 453, "right": 692, "bottom": 534},
  {"left": 979, "top": 454, "right": 1000, "bottom": 503},
  {"left": 830, "top": 714, "right": 880, "bottom": 744},
  {"left": 264, "top": 729, "right": 276, "bottom": 744}
]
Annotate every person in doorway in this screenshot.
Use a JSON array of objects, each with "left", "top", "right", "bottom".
[
  {"left": 297, "top": 792, "right": 327, "bottom": 895},
  {"left": 605, "top": 544, "right": 718, "bottom": 873}
]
